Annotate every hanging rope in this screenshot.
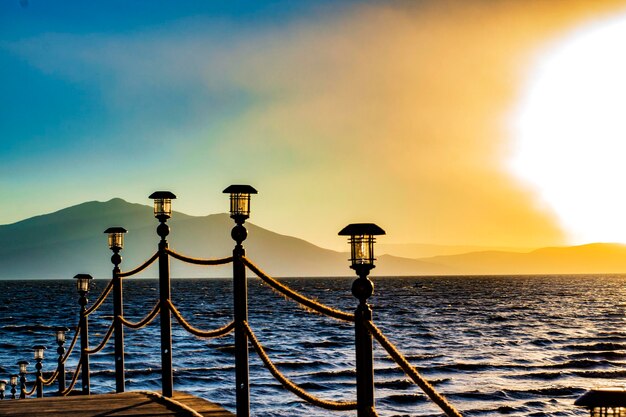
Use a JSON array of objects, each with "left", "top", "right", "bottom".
[
  {"left": 119, "top": 302, "right": 160, "bottom": 329},
  {"left": 60, "top": 359, "right": 82, "bottom": 396},
  {"left": 167, "top": 300, "right": 235, "bottom": 338},
  {"left": 118, "top": 252, "right": 159, "bottom": 278},
  {"left": 84, "top": 321, "right": 115, "bottom": 355},
  {"left": 244, "top": 321, "right": 357, "bottom": 411},
  {"left": 135, "top": 391, "right": 204, "bottom": 417},
  {"left": 22, "top": 380, "right": 37, "bottom": 397},
  {"left": 84, "top": 279, "right": 114, "bottom": 317},
  {"left": 61, "top": 324, "right": 80, "bottom": 364},
  {"left": 39, "top": 369, "right": 59, "bottom": 386},
  {"left": 166, "top": 249, "right": 234, "bottom": 266},
  {"left": 242, "top": 257, "right": 354, "bottom": 322},
  {"left": 365, "top": 321, "right": 463, "bottom": 417},
  {"left": 368, "top": 407, "right": 380, "bottom": 417}
]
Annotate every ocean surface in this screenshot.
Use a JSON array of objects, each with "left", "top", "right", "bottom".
[{"left": 0, "top": 275, "right": 623, "bottom": 416}]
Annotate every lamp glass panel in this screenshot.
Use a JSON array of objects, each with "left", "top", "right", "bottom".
[
  {"left": 0, "top": 381, "right": 6, "bottom": 390},
  {"left": 10, "top": 376, "right": 17, "bottom": 386},
  {"left": 154, "top": 199, "right": 172, "bottom": 217},
  {"left": 108, "top": 233, "right": 124, "bottom": 249},
  {"left": 351, "top": 235, "right": 374, "bottom": 265},
  {"left": 34, "top": 348, "right": 44, "bottom": 361},
  {"left": 230, "top": 193, "right": 250, "bottom": 217},
  {"left": 76, "top": 278, "right": 90, "bottom": 293},
  {"left": 18, "top": 363, "right": 27, "bottom": 374},
  {"left": 56, "top": 330, "right": 66, "bottom": 343}
]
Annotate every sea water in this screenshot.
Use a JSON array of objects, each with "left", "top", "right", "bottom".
[{"left": 0, "top": 275, "right": 623, "bottom": 416}]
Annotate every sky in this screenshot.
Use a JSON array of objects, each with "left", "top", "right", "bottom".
[{"left": 2, "top": 0, "right": 626, "bottom": 251}]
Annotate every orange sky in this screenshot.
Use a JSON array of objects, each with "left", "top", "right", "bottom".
[{"left": 3, "top": 0, "right": 626, "bottom": 250}]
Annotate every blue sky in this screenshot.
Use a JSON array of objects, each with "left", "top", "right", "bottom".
[{"left": 2, "top": 0, "right": 626, "bottom": 250}]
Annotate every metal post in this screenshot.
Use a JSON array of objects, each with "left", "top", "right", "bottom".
[
  {"left": 57, "top": 339, "right": 65, "bottom": 395},
  {"left": 157, "top": 218, "right": 173, "bottom": 397},
  {"left": 18, "top": 374, "right": 25, "bottom": 400},
  {"left": 112, "top": 249, "right": 125, "bottom": 393},
  {"left": 232, "top": 221, "right": 250, "bottom": 417},
  {"left": 79, "top": 292, "right": 90, "bottom": 395},
  {"left": 35, "top": 358, "right": 43, "bottom": 398},
  {"left": 352, "top": 268, "right": 375, "bottom": 417}
]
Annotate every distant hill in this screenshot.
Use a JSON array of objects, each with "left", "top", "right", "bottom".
[
  {"left": 420, "top": 243, "right": 626, "bottom": 275},
  {"left": 0, "top": 199, "right": 441, "bottom": 279},
  {"left": 3, "top": 199, "right": 626, "bottom": 279}
]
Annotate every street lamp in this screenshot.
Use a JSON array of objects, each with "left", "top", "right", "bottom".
[
  {"left": 74, "top": 273, "right": 93, "bottom": 294},
  {"left": 339, "top": 222, "right": 385, "bottom": 417},
  {"left": 149, "top": 191, "right": 176, "bottom": 220},
  {"left": 0, "top": 380, "right": 6, "bottom": 400},
  {"left": 33, "top": 345, "right": 46, "bottom": 398},
  {"left": 73, "top": 273, "right": 92, "bottom": 394},
  {"left": 223, "top": 185, "right": 257, "bottom": 224},
  {"left": 17, "top": 360, "right": 28, "bottom": 399},
  {"left": 55, "top": 326, "right": 69, "bottom": 395},
  {"left": 9, "top": 375, "right": 17, "bottom": 399}
]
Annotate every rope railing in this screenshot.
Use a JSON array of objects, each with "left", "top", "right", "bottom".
[
  {"left": 23, "top": 380, "right": 37, "bottom": 397},
  {"left": 119, "top": 302, "right": 161, "bottom": 330},
  {"left": 243, "top": 321, "right": 358, "bottom": 411},
  {"left": 61, "top": 324, "right": 80, "bottom": 365},
  {"left": 39, "top": 369, "right": 59, "bottom": 386},
  {"left": 166, "top": 249, "right": 234, "bottom": 266},
  {"left": 118, "top": 252, "right": 159, "bottom": 278},
  {"left": 84, "top": 279, "right": 114, "bottom": 317},
  {"left": 60, "top": 359, "right": 82, "bottom": 396},
  {"left": 365, "top": 321, "right": 463, "bottom": 417},
  {"left": 84, "top": 321, "right": 115, "bottom": 355},
  {"left": 167, "top": 300, "right": 235, "bottom": 339},
  {"left": 242, "top": 257, "right": 354, "bottom": 322}
]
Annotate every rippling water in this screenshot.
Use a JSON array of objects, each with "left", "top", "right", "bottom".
[{"left": 0, "top": 275, "right": 624, "bottom": 416}]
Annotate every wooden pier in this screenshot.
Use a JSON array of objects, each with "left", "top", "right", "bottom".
[{"left": 0, "top": 391, "right": 234, "bottom": 417}]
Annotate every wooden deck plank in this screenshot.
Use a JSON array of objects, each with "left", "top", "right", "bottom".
[{"left": 0, "top": 391, "right": 234, "bottom": 417}]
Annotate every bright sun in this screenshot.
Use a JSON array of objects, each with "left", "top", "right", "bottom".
[{"left": 511, "top": 13, "right": 626, "bottom": 244}]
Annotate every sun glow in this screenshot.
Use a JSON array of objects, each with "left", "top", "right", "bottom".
[{"left": 511, "top": 13, "right": 626, "bottom": 244}]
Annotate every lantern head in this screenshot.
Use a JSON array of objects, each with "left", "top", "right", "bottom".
[
  {"left": 32, "top": 345, "right": 46, "bottom": 361},
  {"left": 17, "top": 360, "right": 29, "bottom": 375},
  {"left": 104, "top": 227, "right": 127, "bottom": 250},
  {"left": 149, "top": 191, "right": 176, "bottom": 219},
  {"left": 9, "top": 375, "right": 17, "bottom": 387},
  {"left": 73, "top": 274, "right": 93, "bottom": 294},
  {"left": 55, "top": 327, "right": 70, "bottom": 344},
  {"left": 223, "top": 185, "right": 257, "bottom": 223},
  {"left": 338, "top": 223, "right": 386, "bottom": 271},
  {"left": 0, "top": 380, "right": 6, "bottom": 391}
]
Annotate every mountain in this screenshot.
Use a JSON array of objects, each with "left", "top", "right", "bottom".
[
  {"left": 420, "top": 243, "right": 626, "bottom": 275},
  {"left": 0, "top": 199, "right": 441, "bottom": 279}
]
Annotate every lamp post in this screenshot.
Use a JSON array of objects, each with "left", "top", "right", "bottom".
[
  {"left": 9, "top": 375, "right": 17, "bottom": 400},
  {"left": 105, "top": 226, "right": 127, "bottom": 393},
  {"left": 17, "top": 360, "right": 28, "bottom": 399},
  {"left": 339, "top": 223, "right": 385, "bottom": 417},
  {"left": 223, "top": 184, "right": 257, "bottom": 417},
  {"left": 149, "top": 191, "right": 176, "bottom": 398},
  {"left": 55, "top": 327, "right": 69, "bottom": 395},
  {"left": 74, "top": 273, "right": 93, "bottom": 395},
  {"left": 0, "top": 380, "right": 6, "bottom": 400},
  {"left": 33, "top": 345, "right": 46, "bottom": 398}
]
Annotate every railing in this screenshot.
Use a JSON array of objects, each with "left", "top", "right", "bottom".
[{"left": 2, "top": 188, "right": 463, "bottom": 417}]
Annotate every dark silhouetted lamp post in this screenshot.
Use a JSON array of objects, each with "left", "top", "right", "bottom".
[
  {"left": 33, "top": 345, "right": 46, "bottom": 398},
  {"left": 105, "top": 226, "right": 127, "bottom": 393},
  {"left": 55, "top": 326, "right": 69, "bottom": 395},
  {"left": 149, "top": 191, "right": 176, "bottom": 397},
  {"left": 575, "top": 388, "right": 626, "bottom": 416},
  {"left": 0, "top": 380, "right": 6, "bottom": 400},
  {"left": 339, "top": 223, "right": 385, "bottom": 417},
  {"left": 74, "top": 273, "right": 93, "bottom": 395},
  {"left": 223, "top": 184, "right": 257, "bottom": 417},
  {"left": 17, "top": 360, "right": 28, "bottom": 399},
  {"left": 9, "top": 375, "right": 17, "bottom": 399}
]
